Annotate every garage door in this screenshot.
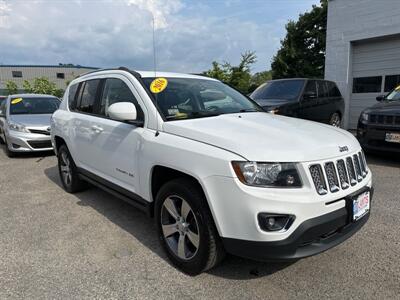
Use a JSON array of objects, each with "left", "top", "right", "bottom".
[{"left": 350, "top": 36, "right": 400, "bottom": 128}]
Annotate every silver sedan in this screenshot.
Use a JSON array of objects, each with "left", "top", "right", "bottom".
[{"left": 0, "top": 94, "right": 60, "bottom": 157}]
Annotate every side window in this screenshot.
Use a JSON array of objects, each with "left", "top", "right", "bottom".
[
  {"left": 99, "top": 78, "right": 144, "bottom": 121},
  {"left": 77, "top": 80, "right": 100, "bottom": 114},
  {"left": 68, "top": 83, "right": 79, "bottom": 110},
  {"left": 353, "top": 76, "right": 382, "bottom": 93},
  {"left": 327, "top": 82, "right": 342, "bottom": 98},
  {"left": 317, "top": 81, "right": 328, "bottom": 98},
  {"left": 303, "top": 80, "right": 317, "bottom": 98}
]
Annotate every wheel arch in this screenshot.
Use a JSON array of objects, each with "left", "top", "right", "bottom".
[
  {"left": 150, "top": 165, "right": 220, "bottom": 233},
  {"left": 53, "top": 135, "right": 67, "bottom": 155}
]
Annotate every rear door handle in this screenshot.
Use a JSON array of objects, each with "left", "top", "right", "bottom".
[{"left": 91, "top": 125, "right": 104, "bottom": 133}]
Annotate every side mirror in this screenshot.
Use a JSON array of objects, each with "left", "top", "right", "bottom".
[
  {"left": 303, "top": 91, "right": 317, "bottom": 100},
  {"left": 376, "top": 95, "right": 385, "bottom": 102},
  {"left": 108, "top": 102, "right": 137, "bottom": 122}
]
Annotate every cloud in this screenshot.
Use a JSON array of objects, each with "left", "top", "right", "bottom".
[
  {"left": 126, "top": 0, "right": 183, "bottom": 29},
  {"left": 0, "top": 0, "right": 11, "bottom": 28},
  {"left": 0, "top": 0, "right": 289, "bottom": 73}
]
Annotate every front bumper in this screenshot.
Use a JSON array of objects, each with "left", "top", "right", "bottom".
[
  {"left": 6, "top": 130, "right": 53, "bottom": 152},
  {"left": 357, "top": 121, "right": 400, "bottom": 153},
  {"left": 222, "top": 187, "right": 372, "bottom": 261}
]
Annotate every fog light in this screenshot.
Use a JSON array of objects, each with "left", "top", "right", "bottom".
[{"left": 258, "top": 213, "right": 295, "bottom": 232}]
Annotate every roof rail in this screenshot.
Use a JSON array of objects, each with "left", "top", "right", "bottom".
[{"left": 77, "top": 67, "right": 142, "bottom": 79}]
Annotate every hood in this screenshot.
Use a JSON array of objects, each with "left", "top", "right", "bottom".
[
  {"left": 254, "top": 98, "right": 294, "bottom": 109},
  {"left": 368, "top": 100, "right": 400, "bottom": 114},
  {"left": 9, "top": 114, "right": 52, "bottom": 127},
  {"left": 162, "top": 112, "right": 359, "bottom": 162}
]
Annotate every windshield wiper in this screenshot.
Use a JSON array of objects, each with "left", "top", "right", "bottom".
[
  {"left": 165, "top": 111, "right": 221, "bottom": 120},
  {"left": 238, "top": 108, "right": 259, "bottom": 113}
]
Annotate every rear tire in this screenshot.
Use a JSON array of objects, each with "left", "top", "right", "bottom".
[
  {"left": 57, "top": 144, "right": 87, "bottom": 193},
  {"left": 329, "top": 112, "right": 342, "bottom": 128},
  {"left": 155, "top": 178, "right": 225, "bottom": 275}
]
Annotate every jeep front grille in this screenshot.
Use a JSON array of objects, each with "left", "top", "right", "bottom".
[{"left": 309, "top": 151, "right": 368, "bottom": 195}]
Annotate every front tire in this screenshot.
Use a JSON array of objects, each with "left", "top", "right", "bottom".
[
  {"left": 155, "top": 178, "right": 225, "bottom": 275},
  {"left": 57, "top": 144, "right": 87, "bottom": 193}
]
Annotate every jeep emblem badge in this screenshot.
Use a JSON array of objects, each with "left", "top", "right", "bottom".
[{"left": 339, "top": 146, "right": 349, "bottom": 152}]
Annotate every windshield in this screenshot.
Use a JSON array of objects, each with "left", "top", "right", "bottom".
[
  {"left": 386, "top": 87, "right": 400, "bottom": 101},
  {"left": 9, "top": 97, "right": 60, "bottom": 115},
  {"left": 251, "top": 80, "right": 305, "bottom": 101},
  {"left": 142, "top": 77, "right": 261, "bottom": 121}
]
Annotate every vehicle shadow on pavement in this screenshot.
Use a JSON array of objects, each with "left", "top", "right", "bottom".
[{"left": 44, "top": 165, "right": 295, "bottom": 279}]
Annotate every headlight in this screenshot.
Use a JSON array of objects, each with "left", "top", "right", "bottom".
[
  {"left": 360, "top": 112, "right": 369, "bottom": 122},
  {"left": 8, "top": 121, "right": 29, "bottom": 133},
  {"left": 232, "top": 161, "right": 302, "bottom": 187}
]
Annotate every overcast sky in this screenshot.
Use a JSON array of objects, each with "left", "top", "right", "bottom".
[{"left": 0, "top": 0, "right": 319, "bottom": 73}]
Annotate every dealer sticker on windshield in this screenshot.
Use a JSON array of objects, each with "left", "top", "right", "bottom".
[
  {"left": 353, "top": 191, "right": 370, "bottom": 221},
  {"left": 11, "top": 98, "right": 23, "bottom": 104},
  {"left": 150, "top": 77, "right": 168, "bottom": 94}
]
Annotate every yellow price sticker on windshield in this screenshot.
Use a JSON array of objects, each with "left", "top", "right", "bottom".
[
  {"left": 150, "top": 77, "right": 168, "bottom": 94},
  {"left": 11, "top": 98, "right": 23, "bottom": 104},
  {"left": 395, "top": 85, "right": 400, "bottom": 91}
]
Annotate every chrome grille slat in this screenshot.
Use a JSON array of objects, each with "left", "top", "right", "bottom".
[
  {"left": 336, "top": 159, "right": 349, "bottom": 189},
  {"left": 309, "top": 165, "right": 328, "bottom": 195},
  {"left": 346, "top": 157, "right": 357, "bottom": 186},
  {"left": 358, "top": 152, "right": 367, "bottom": 177},
  {"left": 324, "top": 162, "right": 340, "bottom": 193},
  {"left": 353, "top": 154, "right": 363, "bottom": 182}
]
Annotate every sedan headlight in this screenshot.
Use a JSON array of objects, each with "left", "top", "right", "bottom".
[
  {"left": 232, "top": 161, "right": 302, "bottom": 187},
  {"left": 8, "top": 121, "right": 29, "bottom": 133}
]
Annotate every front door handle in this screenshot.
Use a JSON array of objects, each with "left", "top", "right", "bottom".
[{"left": 91, "top": 125, "right": 104, "bottom": 133}]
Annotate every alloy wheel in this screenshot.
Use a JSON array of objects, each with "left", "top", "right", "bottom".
[
  {"left": 330, "top": 113, "right": 341, "bottom": 127},
  {"left": 60, "top": 151, "right": 72, "bottom": 186},
  {"left": 161, "top": 195, "right": 200, "bottom": 260}
]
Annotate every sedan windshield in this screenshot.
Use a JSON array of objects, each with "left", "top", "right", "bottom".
[
  {"left": 386, "top": 87, "right": 400, "bottom": 101},
  {"left": 251, "top": 80, "right": 305, "bottom": 101},
  {"left": 9, "top": 97, "right": 60, "bottom": 115},
  {"left": 142, "top": 77, "right": 261, "bottom": 121}
]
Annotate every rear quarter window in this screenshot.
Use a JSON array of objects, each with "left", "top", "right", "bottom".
[
  {"left": 327, "top": 82, "right": 342, "bottom": 98},
  {"left": 68, "top": 83, "right": 79, "bottom": 110},
  {"left": 75, "top": 80, "right": 101, "bottom": 114}
]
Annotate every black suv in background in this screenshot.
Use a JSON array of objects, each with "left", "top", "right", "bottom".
[
  {"left": 250, "top": 79, "right": 345, "bottom": 127},
  {"left": 357, "top": 86, "right": 400, "bottom": 153}
]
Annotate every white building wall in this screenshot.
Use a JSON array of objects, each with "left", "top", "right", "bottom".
[
  {"left": 0, "top": 65, "right": 98, "bottom": 93},
  {"left": 325, "top": 0, "right": 400, "bottom": 128}
]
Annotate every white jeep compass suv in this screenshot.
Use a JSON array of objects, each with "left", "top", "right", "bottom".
[{"left": 51, "top": 68, "right": 372, "bottom": 275}]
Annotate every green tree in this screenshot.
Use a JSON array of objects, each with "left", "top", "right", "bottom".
[
  {"left": 5, "top": 81, "right": 18, "bottom": 95},
  {"left": 22, "top": 77, "right": 64, "bottom": 97},
  {"left": 271, "top": 0, "right": 327, "bottom": 79},
  {"left": 249, "top": 70, "right": 272, "bottom": 93},
  {"left": 203, "top": 51, "right": 259, "bottom": 94}
]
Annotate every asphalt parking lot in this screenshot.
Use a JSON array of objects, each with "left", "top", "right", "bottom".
[{"left": 0, "top": 147, "right": 399, "bottom": 299}]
